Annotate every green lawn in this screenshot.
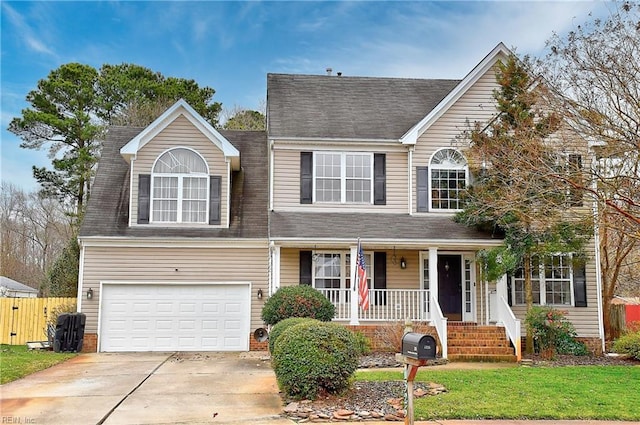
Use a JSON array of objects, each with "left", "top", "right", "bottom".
[
  {"left": 356, "top": 366, "right": 640, "bottom": 421},
  {"left": 1, "top": 344, "right": 76, "bottom": 384}
]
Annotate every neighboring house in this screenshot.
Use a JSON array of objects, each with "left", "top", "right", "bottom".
[
  {"left": 78, "top": 43, "right": 604, "bottom": 358},
  {"left": 0, "top": 276, "right": 38, "bottom": 298}
]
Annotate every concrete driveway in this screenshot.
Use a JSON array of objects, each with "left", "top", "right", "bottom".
[{"left": 1, "top": 351, "right": 292, "bottom": 425}]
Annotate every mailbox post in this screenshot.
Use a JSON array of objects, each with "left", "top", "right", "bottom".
[{"left": 396, "top": 333, "right": 437, "bottom": 425}]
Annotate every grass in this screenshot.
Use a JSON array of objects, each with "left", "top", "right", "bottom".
[
  {"left": 356, "top": 366, "right": 640, "bottom": 421},
  {"left": 1, "top": 344, "right": 77, "bottom": 384}
]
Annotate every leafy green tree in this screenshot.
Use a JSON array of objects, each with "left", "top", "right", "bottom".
[
  {"left": 456, "top": 55, "right": 592, "bottom": 353},
  {"left": 45, "top": 237, "right": 80, "bottom": 297},
  {"left": 98, "top": 63, "right": 221, "bottom": 127},
  {"left": 8, "top": 63, "right": 103, "bottom": 216},
  {"left": 223, "top": 108, "right": 265, "bottom": 130}
]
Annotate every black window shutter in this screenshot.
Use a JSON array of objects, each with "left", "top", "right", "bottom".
[
  {"left": 573, "top": 257, "right": 588, "bottom": 307},
  {"left": 209, "top": 176, "right": 221, "bottom": 225},
  {"left": 506, "top": 273, "right": 513, "bottom": 307},
  {"left": 417, "top": 166, "right": 429, "bottom": 212},
  {"left": 374, "top": 252, "right": 387, "bottom": 306},
  {"left": 568, "top": 154, "right": 584, "bottom": 207},
  {"left": 374, "top": 153, "right": 386, "bottom": 205},
  {"left": 299, "top": 251, "right": 312, "bottom": 285},
  {"left": 300, "top": 152, "right": 313, "bottom": 204},
  {"left": 137, "top": 174, "right": 151, "bottom": 224}
]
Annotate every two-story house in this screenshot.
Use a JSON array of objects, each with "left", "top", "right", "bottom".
[{"left": 78, "top": 43, "right": 604, "bottom": 359}]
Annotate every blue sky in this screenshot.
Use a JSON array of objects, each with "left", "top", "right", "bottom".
[{"left": 1, "top": 1, "right": 609, "bottom": 192}]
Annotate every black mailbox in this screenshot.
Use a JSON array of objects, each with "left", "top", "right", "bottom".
[{"left": 401, "top": 332, "right": 436, "bottom": 360}]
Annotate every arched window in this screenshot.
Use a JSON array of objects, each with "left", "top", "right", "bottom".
[
  {"left": 429, "top": 148, "right": 468, "bottom": 211},
  {"left": 151, "top": 148, "right": 209, "bottom": 223}
]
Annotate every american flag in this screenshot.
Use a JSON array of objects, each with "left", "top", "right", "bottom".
[{"left": 356, "top": 240, "right": 369, "bottom": 311}]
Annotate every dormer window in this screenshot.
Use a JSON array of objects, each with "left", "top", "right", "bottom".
[{"left": 151, "top": 148, "right": 209, "bottom": 223}]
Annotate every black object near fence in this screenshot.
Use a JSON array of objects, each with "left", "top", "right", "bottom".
[{"left": 53, "top": 313, "right": 86, "bottom": 352}]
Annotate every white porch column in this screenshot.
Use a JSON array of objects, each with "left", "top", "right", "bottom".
[
  {"left": 428, "top": 247, "right": 438, "bottom": 314},
  {"left": 350, "top": 245, "right": 359, "bottom": 325},
  {"left": 270, "top": 244, "right": 281, "bottom": 295},
  {"left": 495, "top": 274, "right": 508, "bottom": 326}
]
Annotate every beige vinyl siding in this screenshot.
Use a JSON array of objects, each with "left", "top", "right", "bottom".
[
  {"left": 273, "top": 149, "right": 407, "bottom": 212},
  {"left": 413, "top": 69, "right": 499, "bottom": 212},
  {"left": 130, "top": 115, "right": 229, "bottom": 226},
  {"left": 279, "top": 248, "right": 300, "bottom": 287},
  {"left": 81, "top": 245, "right": 269, "bottom": 334}
]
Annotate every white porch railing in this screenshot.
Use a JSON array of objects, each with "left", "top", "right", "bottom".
[
  {"left": 496, "top": 295, "right": 522, "bottom": 361},
  {"left": 317, "top": 288, "right": 431, "bottom": 322},
  {"left": 317, "top": 288, "right": 448, "bottom": 359},
  {"left": 429, "top": 294, "right": 448, "bottom": 359}
]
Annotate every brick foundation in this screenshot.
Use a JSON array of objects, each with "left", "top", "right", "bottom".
[
  {"left": 578, "top": 337, "right": 604, "bottom": 356},
  {"left": 82, "top": 333, "right": 98, "bottom": 352},
  {"left": 249, "top": 334, "right": 268, "bottom": 351}
]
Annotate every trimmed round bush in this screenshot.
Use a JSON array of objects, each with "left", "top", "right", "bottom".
[
  {"left": 268, "top": 317, "right": 318, "bottom": 353},
  {"left": 272, "top": 321, "right": 359, "bottom": 400},
  {"left": 261, "top": 285, "right": 335, "bottom": 326}
]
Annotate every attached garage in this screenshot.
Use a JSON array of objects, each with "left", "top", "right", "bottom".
[{"left": 99, "top": 283, "right": 251, "bottom": 352}]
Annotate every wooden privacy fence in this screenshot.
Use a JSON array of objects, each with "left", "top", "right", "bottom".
[{"left": 0, "top": 297, "right": 76, "bottom": 345}]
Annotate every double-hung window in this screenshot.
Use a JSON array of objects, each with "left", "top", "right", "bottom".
[
  {"left": 312, "top": 251, "right": 372, "bottom": 303},
  {"left": 151, "top": 148, "right": 209, "bottom": 223},
  {"left": 314, "top": 152, "right": 372, "bottom": 204},
  {"left": 511, "top": 254, "right": 575, "bottom": 306}
]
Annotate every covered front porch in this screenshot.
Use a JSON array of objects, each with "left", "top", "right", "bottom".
[{"left": 269, "top": 242, "right": 521, "bottom": 361}]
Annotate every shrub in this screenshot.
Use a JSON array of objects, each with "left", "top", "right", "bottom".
[
  {"left": 525, "top": 306, "right": 587, "bottom": 357},
  {"left": 352, "top": 330, "right": 372, "bottom": 355},
  {"left": 261, "top": 285, "right": 335, "bottom": 326},
  {"left": 268, "top": 317, "right": 317, "bottom": 353},
  {"left": 374, "top": 321, "right": 436, "bottom": 352},
  {"left": 612, "top": 329, "right": 640, "bottom": 360},
  {"left": 272, "top": 321, "right": 359, "bottom": 400}
]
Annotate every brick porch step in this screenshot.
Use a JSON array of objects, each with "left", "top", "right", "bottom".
[{"left": 447, "top": 324, "right": 517, "bottom": 362}]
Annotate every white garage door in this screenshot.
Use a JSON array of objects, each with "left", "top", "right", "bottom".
[{"left": 100, "top": 283, "right": 250, "bottom": 352}]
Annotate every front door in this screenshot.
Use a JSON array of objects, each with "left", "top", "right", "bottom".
[{"left": 438, "top": 255, "right": 462, "bottom": 321}]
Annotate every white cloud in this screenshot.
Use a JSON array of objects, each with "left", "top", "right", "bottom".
[{"left": 1, "top": 3, "right": 56, "bottom": 56}]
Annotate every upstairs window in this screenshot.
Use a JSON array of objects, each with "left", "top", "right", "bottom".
[
  {"left": 417, "top": 148, "right": 468, "bottom": 212},
  {"left": 314, "top": 152, "right": 373, "bottom": 204},
  {"left": 151, "top": 148, "right": 209, "bottom": 223},
  {"left": 430, "top": 148, "right": 467, "bottom": 210}
]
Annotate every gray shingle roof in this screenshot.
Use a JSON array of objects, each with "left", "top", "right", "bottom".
[
  {"left": 0, "top": 276, "right": 38, "bottom": 293},
  {"left": 267, "top": 74, "right": 460, "bottom": 140},
  {"left": 80, "top": 127, "right": 268, "bottom": 238},
  {"left": 269, "top": 211, "right": 499, "bottom": 242}
]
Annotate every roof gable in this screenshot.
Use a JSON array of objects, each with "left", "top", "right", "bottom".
[
  {"left": 120, "top": 99, "right": 240, "bottom": 170},
  {"left": 400, "top": 42, "right": 512, "bottom": 144}
]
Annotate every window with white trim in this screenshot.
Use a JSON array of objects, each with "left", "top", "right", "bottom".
[
  {"left": 312, "top": 251, "right": 372, "bottom": 302},
  {"left": 511, "top": 254, "right": 574, "bottom": 306},
  {"left": 429, "top": 148, "right": 468, "bottom": 211},
  {"left": 314, "top": 152, "right": 372, "bottom": 203},
  {"left": 151, "top": 148, "right": 209, "bottom": 223}
]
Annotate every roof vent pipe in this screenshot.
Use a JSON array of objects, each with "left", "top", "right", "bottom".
[{"left": 326, "top": 67, "right": 332, "bottom": 76}]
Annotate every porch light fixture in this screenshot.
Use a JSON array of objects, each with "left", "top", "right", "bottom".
[
  {"left": 86, "top": 288, "right": 93, "bottom": 300},
  {"left": 257, "top": 289, "right": 263, "bottom": 300},
  {"left": 400, "top": 257, "right": 407, "bottom": 269}
]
